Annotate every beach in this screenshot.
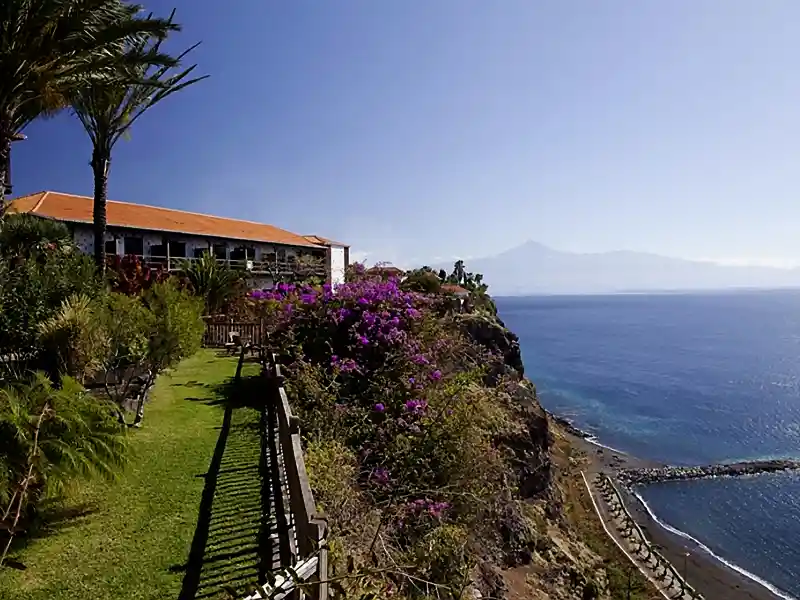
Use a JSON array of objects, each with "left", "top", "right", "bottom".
[{"left": 557, "top": 419, "right": 790, "bottom": 600}]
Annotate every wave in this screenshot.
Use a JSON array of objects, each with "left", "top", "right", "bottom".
[
  {"left": 583, "top": 434, "right": 629, "bottom": 456},
  {"left": 631, "top": 490, "right": 797, "bottom": 600}
]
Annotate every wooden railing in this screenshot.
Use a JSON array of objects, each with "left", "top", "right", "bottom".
[
  {"left": 203, "top": 320, "right": 266, "bottom": 348},
  {"left": 263, "top": 350, "right": 328, "bottom": 600}
]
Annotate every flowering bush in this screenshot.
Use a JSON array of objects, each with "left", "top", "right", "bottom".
[{"left": 250, "top": 276, "right": 537, "bottom": 597}]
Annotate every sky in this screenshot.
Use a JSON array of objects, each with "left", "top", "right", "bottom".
[{"left": 11, "top": 1, "right": 800, "bottom": 268}]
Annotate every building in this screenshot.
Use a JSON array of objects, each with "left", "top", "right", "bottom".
[{"left": 6, "top": 191, "right": 349, "bottom": 287}]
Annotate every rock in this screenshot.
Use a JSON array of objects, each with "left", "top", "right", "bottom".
[
  {"left": 457, "top": 313, "right": 525, "bottom": 379},
  {"left": 499, "top": 380, "right": 552, "bottom": 498}
]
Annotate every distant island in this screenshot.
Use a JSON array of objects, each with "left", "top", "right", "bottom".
[{"left": 437, "top": 241, "right": 800, "bottom": 296}]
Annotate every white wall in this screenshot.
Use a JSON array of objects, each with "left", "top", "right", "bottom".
[
  {"left": 72, "top": 225, "right": 94, "bottom": 254},
  {"left": 330, "top": 246, "right": 346, "bottom": 286}
]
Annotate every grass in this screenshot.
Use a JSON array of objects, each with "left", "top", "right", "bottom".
[{"left": 0, "top": 350, "right": 243, "bottom": 600}]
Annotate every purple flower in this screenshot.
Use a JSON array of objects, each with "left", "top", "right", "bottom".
[
  {"left": 358, "top": 335, "right": 369, "bottom": 346},
  {"left": 340, "top": 358, "right": 358, "bottom": 373},
  {"left": 404, "top": 399, "right": 428, "bottom": 415},
  {"left": 331, "top": 355, "right": 340, "bottom": 364},
  {"left": 372, "top": 467, "right": 390, "bottom": 485},
  {"left": 374, "top": 403, "right": 385, "bottom": 413},
  {"left": 411, "top": 354, "right": 429, "bottom": 365},
  {"left": 429, "top": 369, "right": 442, "bottom": 381}
]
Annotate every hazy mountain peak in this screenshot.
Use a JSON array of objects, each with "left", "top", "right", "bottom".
[{"left": 436, "top": 241, "right": 800, "bottom": 295}]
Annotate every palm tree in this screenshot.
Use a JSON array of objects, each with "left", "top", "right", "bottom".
[
  {"left": 0, "top": 373, "right": 127, "bottom": 565},
  {"left": 0, "top": 0, "right": 179, "bottom": 212},
  {"left": 184, "top": 252, "right": 243, "bottom": 314},
  {"left": 71, "top": 22, "right": 207, "bottom": 269}
]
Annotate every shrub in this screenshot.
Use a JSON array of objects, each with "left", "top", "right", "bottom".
[
  {"left": 37, "top": 294, "right": 109, "bottom": 384},
  {"left": 0, "top": 373, "right": 127, "bottom": 564},
  {"left": 0, "top": 213, "right": 71, "bottom": 259},
  {"left": 0, "top": 242, "right": 102, "bottom": 368},
  {"left": 183, "top": 252, "right": 243, "bottom": 314},
  {"left": 98, "top": 282, "right": 203, "bottom": 425},
  {"left": 143, "top": 280, "right": 204, "bottom": 369},
  {"left": 401, "top": 268, "right": 442, "bottom": 294},
  {"left": 106, "top": 254, "right": 171, "bottom": 296},
  {"left": 248, "top": 278, "right": 533, "bottom": 597}
]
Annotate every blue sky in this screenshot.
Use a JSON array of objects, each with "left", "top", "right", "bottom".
[{"left": 12, "top": 1, "right": 800, "bottom": 268}]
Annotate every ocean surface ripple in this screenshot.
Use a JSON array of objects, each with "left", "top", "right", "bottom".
[{"left": 497, "top": 290, "right": 800, "bottom": 598}]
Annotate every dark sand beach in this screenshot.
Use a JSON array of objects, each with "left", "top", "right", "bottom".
[{"left": 555, "top": 416, "right": 789, "bottom": 600}]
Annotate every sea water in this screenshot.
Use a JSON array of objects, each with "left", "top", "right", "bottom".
[{"left": 496, "top": 291, "right": 800, "bottom": 598}]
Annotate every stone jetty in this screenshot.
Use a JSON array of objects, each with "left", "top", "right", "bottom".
[{"left": 618, "top": 458, "right": 800, "bottom": 486}]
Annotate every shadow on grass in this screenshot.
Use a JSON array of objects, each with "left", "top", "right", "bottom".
[
  {"left": 0, "top": 501, "right": 100, "bottom": 572},
  {"left": 176, "top": 373, "right": 291, "bottom": 600}
]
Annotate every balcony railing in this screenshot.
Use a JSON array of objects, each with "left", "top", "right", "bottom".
[{"left": 120, "top": 254, "right": 326, "bottom": 277}]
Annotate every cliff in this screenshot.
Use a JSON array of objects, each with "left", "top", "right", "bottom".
[{"left": 459, "top": 310, "right": 649, "bottom": 600}]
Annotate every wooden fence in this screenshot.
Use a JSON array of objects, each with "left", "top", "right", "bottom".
[
  {"left": 263, "top": 350, "right": 328, "bottom": 600},
  {"left": 203, "top": 320, "right": 265, "bottom": 348}
]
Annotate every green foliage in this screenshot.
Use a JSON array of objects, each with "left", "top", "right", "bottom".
[
  {"left": 37, "top": 294, "right": 108, "bottom": 384},
  {"left": 401, "top": 268, "right": 442, "bottom": 294},
  {"left": 97, "top": 282, "right": 203, "bottom": 422},
  {"left": 0, "top": 244, "right": 102, "bottom": 364},
  {"left": 183, "top": 252, "right": 243, "bottom": 314},
  {"left": 0, "top": 213, "right": 71, "bottom": 258},
  {"left": 0, "top": 372, "right": 126, "bottom": 516},
  {"left": 143, "top": 280, "right": 204, "bottom": 371}
]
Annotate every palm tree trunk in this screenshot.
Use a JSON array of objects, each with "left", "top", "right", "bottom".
[
  {"left": 0, "top": 125, "right": 12, "bottom": 216},
  {"left": 91, "top": 149, "right": 110, "bottom": 271}
]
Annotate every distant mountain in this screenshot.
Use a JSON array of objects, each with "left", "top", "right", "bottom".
[{"left": 435, "top": 241, "right": 800, "bottom": 296}]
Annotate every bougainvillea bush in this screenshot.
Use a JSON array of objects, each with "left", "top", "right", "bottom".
[{"left": 250, "top": 275, "right": 541, "bottom": 598}]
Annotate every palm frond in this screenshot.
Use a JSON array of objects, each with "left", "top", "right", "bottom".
[
  {"left": 70, "top": 22, "right": 207, "bottom": 153},
  {"left": 1, "top": 0, "right": 182, "bottom": 132}
]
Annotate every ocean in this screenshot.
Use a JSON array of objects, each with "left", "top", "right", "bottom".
[{"left": 496, "top": 291, "right": 800, "bottom": 599}]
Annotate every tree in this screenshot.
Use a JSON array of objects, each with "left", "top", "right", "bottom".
[
  {"left": 0, "top": 0, "right": 179, "bottom": 211},
  {"left": 71, "top": 18, "right": 207, "bottom": 269}
]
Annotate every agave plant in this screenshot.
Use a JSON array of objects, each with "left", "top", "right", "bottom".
[{"left": 0, "top": 373, "right": 127, "bottom": 565}]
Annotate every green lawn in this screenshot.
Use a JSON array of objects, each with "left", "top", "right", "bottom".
[{"left": 0, "top": 350, "right": 243, "bottom": 600}]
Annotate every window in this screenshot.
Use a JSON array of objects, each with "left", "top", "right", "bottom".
[
  {"left": 213, "top": 243, "right": 227, "bottom": 260},
  {"left": 168, "top": 241, "right": 186, "bottom": 258},
  {"left": 277, "top": 248, "right": 286, "bottom": 262},
  {"left": 149, "top": 243, "right": 166, "bottom": 258},
  {"left": 105, "top": 240, "right": 117, "bottom": 255},
  {"left": 193, "top": 247, "right": 208, "bottom": 259},
  {"left": 230, "top": 246, "right": 247, "bottom": 262},
  {"left": 124, "top": 236, "right": 144, "bottom": 256}
]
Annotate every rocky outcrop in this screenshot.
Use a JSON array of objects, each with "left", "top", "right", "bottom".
[{"left": 457, "top": 312, "right": 525, "bottom": 378}]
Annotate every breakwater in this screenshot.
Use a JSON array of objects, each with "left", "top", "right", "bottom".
[{"left": 619, "top": 459, "right": 800, "bottom": 486}]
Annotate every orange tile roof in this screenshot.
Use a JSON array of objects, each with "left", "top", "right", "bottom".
[
  {"left": 440, "top": 284, "right": 469, "bottom": 295},
  {"left": 6, "top": 191, "right": 324, "bottom": 248},
  {"left": 303, "top": 234, "right": 349, "bottom": 247}
]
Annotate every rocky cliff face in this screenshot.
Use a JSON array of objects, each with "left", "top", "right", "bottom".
[
  {"left": 459, "top": 310, "right": 628, "bottom": 600},
  {"left": 456, "top": 312, "right": 525, "bottom": 379}
]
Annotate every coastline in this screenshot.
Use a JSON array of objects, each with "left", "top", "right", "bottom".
[{"left": 551, "top": 412, "right": 793, "bottom": 600}]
